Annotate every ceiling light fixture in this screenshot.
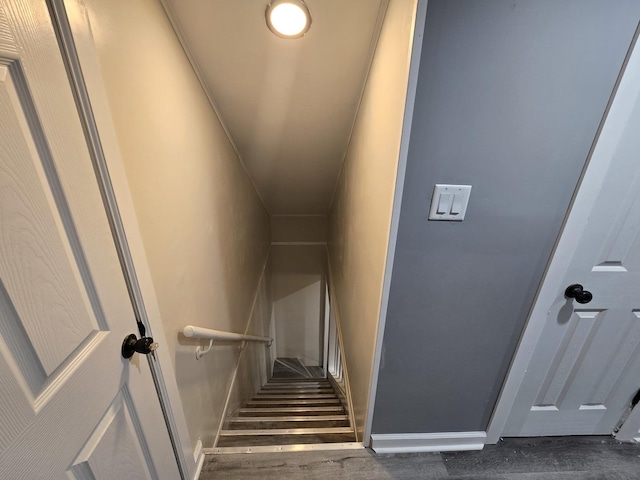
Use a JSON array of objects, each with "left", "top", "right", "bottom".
[{"left": 265, "top": 0, "right": 312, "bottom": 39}]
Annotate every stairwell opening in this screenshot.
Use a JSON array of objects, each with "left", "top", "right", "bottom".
[{"left": 210, "top": 215, "right": 358, "bottom": 453}]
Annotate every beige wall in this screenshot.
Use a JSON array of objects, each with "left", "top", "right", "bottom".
[
  {"left": 84, "top": 0, "right": 270, "bottom": 449},
  {"left": 328, "top": 0, "right": 418, "bottom": 441}
]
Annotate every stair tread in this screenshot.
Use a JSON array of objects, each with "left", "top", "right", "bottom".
[
  {"left": 208, "top": 442, "right": 363, "bottom": 454},
  {"left": 216, "top": 433, "right": 356, "bottom": 447},
  {"left": 227, "top": 420, "right": 349, "bottom": 429},
  {"left": 253, "top": 394, "right": 338, "bottom": 400},
  {"left": 262, "top": 384, "right": 331, "bottom": 387},
  {"left": 264, "top": 380, "right": 330, "bottom": 385},
  {"left": 264, "top": 384, "right": 329, "bottom": 388},
  {"left": 221, "top": 427, "right": 353, "bottom": 436},
  {"left": 268, "top": 379, "right": 328, "bottom": 384},
  {"left": 236, "top": 406, "right": 344, "bottom": 415},
  {"left": 229, "top": 415, "right": 348, "bottom": 422},
  {"left": 261, "top": 385, "right": 333, "bottom": 392},
  {"left": 258, "top": 391, "right": 334, "bottom": 396},
  {"left": 246, "top": 399, "right": 341, "bottom": 406}
]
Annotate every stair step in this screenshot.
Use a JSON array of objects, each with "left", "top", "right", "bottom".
[
  {"left": 215, "top": 370, "right": 353, "bottom": 450},
  {"left": 245, "top": 399, "right": 341, "bottom": 406},
  {"left": 236, "top": 406, "right": 344, "bottom": 415},
  {"left": 268, "top": 378, "right": 330, "bottom": 385},
  {"left": 253, "top": 394, "right": 337, "bottom": 400},
  {"left": 261, "top": 384, "right": 333, "bottom": 392},
  {"left": 267, "top": 379, "right": 327, "bottom": 382},
  {"left": 258, "top": 390, "right": 334, "bottom": 396},
  {"left": 228, "top": 415, "right": 348, "bottom": 423},
  {"left": 227, "top": 419, "right": 350, "bottom": 429},
  {"left": 260, "top": 385, "right": 332, "bottom": 389},
  {"left": 207, "top": 442, "right": 363, "bottom": 454},
  {"left": 216, "top": 433, "right": 356, "bottom": 447},
  {"left": 262, "top": 386, "right": 330, "bottom": 391},
  {"left": 265, "top": 382, "right": 329, "bottom": 388},
  {"left": 221, "top": 427, "right": 353, "bottom": 436}
]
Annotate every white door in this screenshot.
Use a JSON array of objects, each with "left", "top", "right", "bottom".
[
  {"left": 0, "top": 1, "right": 180, "bottom": 478},
  {"left": 498, "top": 30, "right": 640, "bottom": 438}
]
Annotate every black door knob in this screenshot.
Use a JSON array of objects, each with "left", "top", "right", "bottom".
[
  {"left": 122, "top": 333, "right": 159, "bottom": 358},
  {"left": 565, "top": 284, "right": 593, "bottom": 304}
]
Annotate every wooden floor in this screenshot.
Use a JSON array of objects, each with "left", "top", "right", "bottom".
[{"left": 200, "top": 436, "right": 640, "bottom": 479}]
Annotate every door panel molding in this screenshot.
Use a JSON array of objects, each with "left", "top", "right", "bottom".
[{"left": 68, "top": 386, "right": 157, "bottom": 480}]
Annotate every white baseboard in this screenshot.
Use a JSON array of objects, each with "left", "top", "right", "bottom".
[
  {"left": 192, "top": 451, "right": 205, "bottom": 480},
  {"left": 370, "top": 431, "right": 486, "bottom": 453},
  {"left": 193, "top": 438, "right": 203, "bottom": 463}
]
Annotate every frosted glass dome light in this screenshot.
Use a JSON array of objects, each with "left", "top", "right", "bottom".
[{"left": 266, "top": 0, "right": 311, "bottom": 39}]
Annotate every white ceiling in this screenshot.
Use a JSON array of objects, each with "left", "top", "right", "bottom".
[{"left": 163, "top": 0, "right": 387, "bottom": 214}]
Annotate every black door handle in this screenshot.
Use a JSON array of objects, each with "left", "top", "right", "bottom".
[
  {"left": 122, "top": 320, "right": 159, "bottom": 359},
  {"left": 565, "top": 284, "right": 593, "bottom": 304},
  {"left": 122, "top": 334, "right": 158, "bottom": 358}
]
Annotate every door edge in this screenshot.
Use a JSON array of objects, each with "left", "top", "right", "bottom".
[{"left": 48, "top": 0, "right": 195, "bottom": 477}]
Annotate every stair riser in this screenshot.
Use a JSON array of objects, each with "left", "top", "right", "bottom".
[
  {"left": 208, "top": 442, "right": 363, "bottom": 454},
  {"left": 221, "top": 427, "right": 353, "bottom": 436},
  {"left": 263, "top": 381, "right": 329, "bottom": 385},
  {"left": 227, "top": 420, "right": 350, "bottom": 429},
  {"left": 253, "top": 394, "right": 338, "bottom": 400},
  {"left": 262, "top": 385, "right": 333, "bottom": 392},
  {"left": 228, "top": 415, "right": 348, "bottom": 422},
  {"left": 257, "top": 391, "right": 334, "bottom": 397},
  {"left": 245, "top": 400, "right": 341, "bottom": 407},
  {"left": 267, "top": 379, "right": 328, "bottom": 383},
  {"left": 236, "top": 407, "right": 345, "bottom": 416},
  {"left": 263, "top": 383, "right": 329, "bottom": 388},
  {"left": 216, "top": 433, "right": 356, "bottom": 447}
]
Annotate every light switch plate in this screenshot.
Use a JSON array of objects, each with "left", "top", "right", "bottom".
[{"left": 428, "top": 184, "right": 472, "bottom": 221}]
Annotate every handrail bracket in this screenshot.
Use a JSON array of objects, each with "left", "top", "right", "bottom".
[
  {"left": 196, "top": 339, "right": 214, "bottom": 360},
  {"left": 183, "top": 325, "right": 273, "bottom": 360}
]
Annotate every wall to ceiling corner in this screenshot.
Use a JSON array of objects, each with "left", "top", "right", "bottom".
[
  {"left": 371, "top": 0, "right": 640, "bottom": 436},
  {"left": 82, "top": 0, "right": 270, "bottom": 449},
  {"left": 328, "top": 0, "right": 419, "bottom": 441}
]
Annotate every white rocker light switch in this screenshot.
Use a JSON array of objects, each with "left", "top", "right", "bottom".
[
  {"left": 428, "top": 184, "right": 472, "bottom": 221},
  {"left": 437, "top": 193, "right": 452, "bottom": 214},
  {"left": 450, "top": 193, "right": 463, "bottom": 215}
]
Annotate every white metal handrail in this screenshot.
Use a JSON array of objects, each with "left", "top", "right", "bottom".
[{"left": 182, "top": 325, "right": 273, "bottom": 359}]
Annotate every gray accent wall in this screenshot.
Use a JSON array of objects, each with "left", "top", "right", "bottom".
[{"left": 371, "top": 0, "right": 640, "bottom": 434}]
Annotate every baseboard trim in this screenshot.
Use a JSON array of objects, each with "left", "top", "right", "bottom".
[
  {"left": 370, "top": 431, "right": 486, "bottom": 453},
  {"left": 192, "top": 451, "right": 205, "bottom": 480}
]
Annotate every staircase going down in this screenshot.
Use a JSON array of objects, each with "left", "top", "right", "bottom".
[{"left": 214, "top": 377, "right": 357, "bottom": 453}]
